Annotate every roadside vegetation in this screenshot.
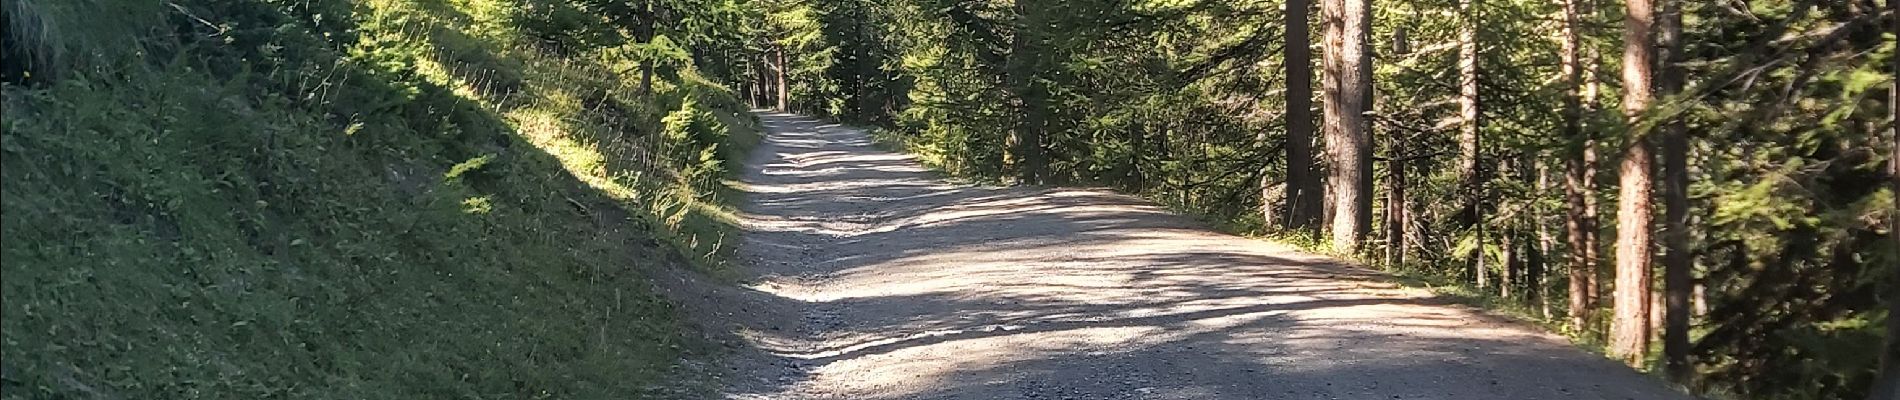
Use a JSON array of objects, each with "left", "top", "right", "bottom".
[{"left": 1, "top": 0, "right": 756, "bottom": 397}]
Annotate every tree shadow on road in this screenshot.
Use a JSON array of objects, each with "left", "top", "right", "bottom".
[{"left": 717, "top": 113, "right": 1685, "bottom": 400}]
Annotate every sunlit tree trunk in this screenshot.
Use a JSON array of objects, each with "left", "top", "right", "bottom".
[
  {"left": 1282, "top": 0, "right": 1323, "bottom": 232},
  {"left": 1657, "top": 0, "right": 1692, "bottom": 384},
  {"left": 776, "top": 45, "right": 790, "bottom": 112},
  {"left": 1321, "top": 0, "right": 1373, "bottom": 251},
  {"left": 1460, "top": 0, "right": 1487, "bottom": 288},
  {"left": 1477, "top": 214, "right": 1488, "bottom": 289},
  {"left": 752, "top": 56, "right": 766, "bottom": 107},
  {"left": 1610, "top": 0, "right": 1657, "bottom": 368},
  {"left": 1457, "top": 0, "right": 1482, "bottom": 200},
  {"left": 748, "top": 55, "right": 763, "bottom": 107},
  {"left": 1533, "top": 159, "right": 1551, "bottom": 316}
]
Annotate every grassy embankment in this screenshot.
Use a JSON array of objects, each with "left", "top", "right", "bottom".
[{"left": 1, "top": 0, "right": 756, "bottom": 397}]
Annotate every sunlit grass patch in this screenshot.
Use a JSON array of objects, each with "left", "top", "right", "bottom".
[{"left": 1, "top": 0, "right": 761, "bottom": 397}]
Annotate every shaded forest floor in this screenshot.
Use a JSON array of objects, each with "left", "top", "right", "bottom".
[{"left": 685, "top": 112, "right": 1697, "bottom": 399}]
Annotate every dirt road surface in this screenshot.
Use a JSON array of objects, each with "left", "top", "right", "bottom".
[{"left": 711, "top": 112, "right": 1691, "bottom": 400}]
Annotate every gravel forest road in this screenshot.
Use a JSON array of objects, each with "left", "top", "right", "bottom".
[{"left": 715, "top": 112, "right": 1692, "bottom": 400}]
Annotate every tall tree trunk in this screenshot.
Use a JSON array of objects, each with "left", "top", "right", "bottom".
[
  {"left": 1457, "top": 0, "right": 1482, "bottom": 200},
  {"left": 1502, "top": 224, "right": 1517, "bottom": 299},
  {"left": 750, "top": 54, "right": 761, "bottom": 107},
  {"left": 1610, "top": 0, "right": 1657, "bottom": 368},
  {"left": 1581, "top": 0, "right": 1605, "bottom": 329},
  {"left": 762, "top": 57, "right": 773, "bottom": 107},
  {"left": 1532, "top": 159, "right": 1551, "bottom": 316},
  {"left": 751, "top": 57, "right": 765, "bottom": 107},
  {"left": 640, "top": 63, "right": 655, "bottom": 97},
  {"left": 1386, "top": 137, "right": 1407, "bottom": 268},
  {"left": 635, "top": 3, "right": 656, "bottom": 96},
  {"left": 754, "top": 54, "right": 763, "bottom": 106},
  {"left": 1282, "top": 0, "right": 1323, "bottom": 232},
  {"left": 1006, "top": 0, "right": 1049, "bottom": 184},
  {"left": 1515, "top": 153, "right": 1543, "bottom": 303},
  {"left": 775, "top": 45, "right": 790, "bottom": 112},
  {"left": 1657, "top": 0, "right": 1692, "bottom": 384},
  {"left": 853, "top": 12, "right": 874, "bottom": 122},
  {"left": 1384, "top": 25, "right": 1410, "bottom": 268},
  {"left": 1321, "top": 0, "right": 1373, "bottom": 252},
  {"left": 1557, "top": 0, "right": 1591, "bottom": 330},
  {"left": 1459, "top": 0, "right": 1487, "bottom": 287},
  {"left": 1478, "top": 212, "right": 1488, "bottom": 289},
  {"left": 1872, "top": 0, "right": 1900, "bottom": 395}
]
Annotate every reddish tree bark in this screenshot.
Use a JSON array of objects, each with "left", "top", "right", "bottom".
[
  {"left": 1609, "top": 0, "right": 1657, "bottom": 368},
  {"left": 1320, "top": 0, "right": 1373, "bottom": 251}
]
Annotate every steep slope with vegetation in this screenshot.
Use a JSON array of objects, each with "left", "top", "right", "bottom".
[
  {"left": 1, "top": 0, "right": 756, "bottom": 397},
  {"left": 4, "top": 0, "right": 1895, "bottom": 398},
  {"left": 736, "top": 0, "right": 1898, "bottom": 399}
]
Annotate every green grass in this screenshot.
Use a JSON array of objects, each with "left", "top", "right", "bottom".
[{"left": 1, "top": 0, "right": 757, "bottom": 397}]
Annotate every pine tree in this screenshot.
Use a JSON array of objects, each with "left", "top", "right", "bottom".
[
  {"left": 1657, "top": 0, "right": 1692, "bottom": 383},
  {"left": 1556, "top": 0, "right": 1599, "bottom": 334},
  {"left": 1282, "top": 0, "right": 1323, "bottom": 232},
  {"left": 1321, "top": 0, "right": 1373, "bottom": 251},
  {"left": 1609, "top": 0, "right": 1657, "bottom": 368}
]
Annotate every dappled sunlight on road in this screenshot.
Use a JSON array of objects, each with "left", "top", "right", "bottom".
[{"left": 719, "top": 112, "right": 1688, "bottom": 400}]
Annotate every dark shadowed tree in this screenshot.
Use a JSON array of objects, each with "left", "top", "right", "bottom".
[
  {"left": 1657, "top": 0, "right": 1691, "bottom": 383},
  {"left": 1282, "top": 0, "right": 1323, "bottom": 232}
]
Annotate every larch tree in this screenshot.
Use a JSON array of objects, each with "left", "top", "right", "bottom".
[
  {"left": 1459, "top": 0, "right": 1486, "bottom": 290},
  {"left": 1384, "top": 22, "right": 1414, "bottom": 269},
  {"left": 1006, "top": 0, "right": 1051, "bottom": 184},
  {"left": 1609, "top": 0, "right": 1656, "bottom": 368},
  {"left": 776, "top": 43, "right": 790, "bottom": 111},
  {"left": 1657, "top": 0, "right": 1691, "bottom": 383},
  {"left": 1581, "top": 0, "right": 1605, "bottom": 327},
  {"left": 1320, "top": 0, "right": 1373, "bottom": 251},
  {"left": 1282, "top": 0, "right": 1323, "bottom": 232},
  {"left": 1556, "top": 0, "right": 1598, "bottom": 333},
  {"left": 1456, "top": 0, "right": 1481, "bottom": 203}
]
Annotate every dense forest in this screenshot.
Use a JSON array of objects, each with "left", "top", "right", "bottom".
[
  {"left": 2, "top": 0, "right": 1896, "bottom": 398},
  {"left": 730, "top": 0, "right": 1898, "bottom": 398}
]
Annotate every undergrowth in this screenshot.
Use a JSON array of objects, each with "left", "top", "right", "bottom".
[{"left": 1, "top": 0, "right": 755, "bottom": 397}]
